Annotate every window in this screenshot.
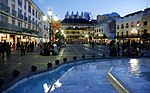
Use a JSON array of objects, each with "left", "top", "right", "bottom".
[
  {"left": 143, "top": 21, "right": 148, "bottom": 25},
  {"left": 126, "top": 31, "right": 128, "bottom": 37},
  {"left": 36, "top": 11, "right": 37, "bottom": 18},
  {"left": 24, "top": 0, "right": 26, "bottom": 10},
  {"left": 0, "top": 13, "right": 8, "bottom": 22},
  {"left": 28, "top": 4, "right": 31, "bottom": 13},
  {"left": 125, "top": 23, "right": 129, "bottom": 28},
  {"left": 32, "top": 9, "right": 34, "bottom": 16},
  {"left": 117, "top": 25, "right": 119, "bottom": 29},
  {"left": 137, "top": 21, "right": 141, "bottom": 27},
  {"left": 28, "top": 15, "right": 31, "bottom": 23},
  {"left": 18, "top": 0, "right": 22, "bottom": 7},
  {"left": 121, "top": 24, "right": 124, "bottom": 29},
  {"left": 12, "top": 19, "right": 15, "bottom": 25},
  {"left": 131, "top": 22, "right": 134, "bottom": 27},
  {"left": 18, "top": 21, "right": 22, "bottom": 27},
  {"left": 117, "top": 32, "right": 119, "bottom": 37},
  {"left": 0, "top": 0, "right": 8, "bottom": 5}
]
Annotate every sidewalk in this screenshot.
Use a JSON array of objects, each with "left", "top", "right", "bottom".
[
  {"left": 0, "top": 46, "right": 63, "bottom": 92},
  {"left": 0, "top": 46, "right": 150, "bottom": 92}
]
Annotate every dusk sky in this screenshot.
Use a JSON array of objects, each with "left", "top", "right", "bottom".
[{"left": 33, "top": 0, "right": 150, "bottom": 20}]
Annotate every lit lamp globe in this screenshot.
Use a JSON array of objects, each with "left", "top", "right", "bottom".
[
  {"left": 53, "top": 15, "right": 58, "bottom": 21},
  {"left": 48, "top": 9, "right": 52, "bottom": 16},
  {"left": 43, "top": 15, "right": 47, "bottom": 21}
]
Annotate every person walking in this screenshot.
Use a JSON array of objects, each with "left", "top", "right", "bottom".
[{"left": 20, "top": 42, "right": 25, "bottom": 56}]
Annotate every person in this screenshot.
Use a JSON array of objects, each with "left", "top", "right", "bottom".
[
  {"left": 116, "top": 42, "right": 121, "bottom": 56},
  {"left": 1, "top": 40, "right": 7, "bottom": 60},
  {"left": 20, "top": 43, "right": 25, "bottom": 56}
]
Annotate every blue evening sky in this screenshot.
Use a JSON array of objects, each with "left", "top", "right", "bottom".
[{"left": 33, "top": 0, "right": 150, "bottom": 20}]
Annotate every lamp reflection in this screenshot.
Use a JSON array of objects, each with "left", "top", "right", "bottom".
[
  {"left": 44, "top": 79, "right": 62, "bottom": 93},
  {"left": 129, "top": 59, "right": 141, "bottom": 76}
]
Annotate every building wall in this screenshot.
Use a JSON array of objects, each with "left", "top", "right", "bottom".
[
  {"left": 0, "top": 0, "right": 47, "bottom": 47},
  {"left": 116, "top": 12, "right": 143, "bottom": 42}
]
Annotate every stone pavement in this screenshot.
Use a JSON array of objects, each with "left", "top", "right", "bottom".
[
  {"left": 0, "top": 45, "right": 150, "bottom": 92},
  {"left": 0, "top": 46, "right": 69, "bottom": 92}
]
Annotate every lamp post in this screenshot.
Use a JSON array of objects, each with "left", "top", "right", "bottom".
[
  {"left": 43, "top": 9, "right": 58, "bottom": 43},
  {"left": 48, "top": 9, "right": 52, "bottom": 43}
]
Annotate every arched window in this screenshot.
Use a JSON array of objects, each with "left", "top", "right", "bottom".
[
  {"left": 117, "top": 25, "right": 119, "bottom": 29},
  {"left": 143, "top": 20, "right": 148, "bottom": 26},
  {"left": 137, "top": 21, "right": 141, "bottom": 27},
  {"left": 125, "top": 23, "right": 129, "bottom": 28},
  {"left": 131, "top": 22, "right": 134, "bottom": 27}
]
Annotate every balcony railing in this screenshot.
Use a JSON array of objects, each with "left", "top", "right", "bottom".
[
  {"left": 0, "top": 21, "right": 22, "bottom": 32},
  {"left": 0, "top": 3, "right": 10, "bottom": 13},
  {"left": 12, "top": 9, "right": 17, "bottom": 16}
]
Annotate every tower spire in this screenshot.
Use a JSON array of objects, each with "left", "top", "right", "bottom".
[{"left": 65, "top": 11, "right": 70, "bottom": 19}]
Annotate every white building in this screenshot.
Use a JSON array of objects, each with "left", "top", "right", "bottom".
[
  {"left": 0, "top": 0, "right": 48, "bottom": 48},
  {"left": 116, "top": 11, "right": 143, "bottom": 42},
  {"left": 94, "top": 13, "right": 120, "bottom": 44}
]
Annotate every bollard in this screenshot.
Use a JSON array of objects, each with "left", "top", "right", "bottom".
[
  {"left": 31, "top": 65, "right": 37, "bottom": 72},
  {"left": 63, "top": 57, "right": 67, "bottom": 62},
  {"left": 73, "top": 56, "right": 77, "bottom": 60},
  {"left": 92, "top": 54, "right": 95, "bottom": 58},
  {"left": 47, "top": 63, "right": 52, "bottom": 68},
  {"left": 0, "top": 77, "right": 4, "bottom": 86},
  {"left": 13, "top": 69, "right": 20, "bottom": 77},
  {"left": 82, "top": 54, "right": 85, "bottom": 59},
  {"left": 55, "top": 60, "right": 60, "bottom": 65},
  {"left": 102, "top": 54, "right": 105, "bottom": 58}
]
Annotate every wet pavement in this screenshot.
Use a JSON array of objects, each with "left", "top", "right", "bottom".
[{"left": 0, "top": 44, "right": 150, "bottom": 92}]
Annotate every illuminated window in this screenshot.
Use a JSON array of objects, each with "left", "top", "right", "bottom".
[
  {"left": 131, "top": 22, "right": 134, "bottom": 27},
  {"left": 137, "top": 21, "right": 141, "bottom": 27}
]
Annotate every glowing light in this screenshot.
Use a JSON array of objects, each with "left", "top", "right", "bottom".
[
  {"left": 49, "top": 79, "right": 62, "bottom": 92},
  {"left": 53, "top": 15, "right": 58, "bottom": 21},
  {"left": 48, "top": 9, "right": 52, "bottom": 16},
  {"left": 43, "top": 15, "right": 48, "bottom": 21},
  {"left": 129, "top": 59, "right": 141, "bottom": 76},
  {"left": 85, "top": 34, "right": 89, "bottom": 38}
]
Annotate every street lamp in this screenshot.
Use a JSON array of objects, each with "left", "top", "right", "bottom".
[{"left": 43, "top": 9, "right": 58, "bottom": 43}]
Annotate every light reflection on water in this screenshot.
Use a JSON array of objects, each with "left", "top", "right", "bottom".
[{"left": 129, "top": 59, "right": 141, "bottom": 76}]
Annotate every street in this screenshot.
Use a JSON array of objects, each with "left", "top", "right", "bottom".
[{"left": 0, "top": 44, "right": 109, "bottom": 78}]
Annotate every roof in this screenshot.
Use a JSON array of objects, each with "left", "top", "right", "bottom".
[{"left": 61, "top": 18, "right": 93, "bottom": 25}]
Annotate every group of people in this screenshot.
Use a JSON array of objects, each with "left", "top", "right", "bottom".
[
  {"left": 0, "top": 40, "right": 11, "bottom": 60},
  {"left": 109, "top": 40, "right": 148, "bottom": 57},
  {"left": 39, "top": 42, "right": 60, "bottom": 56},
  {"left": 0, "top": 41, "right": 37, "bottom": 60}
]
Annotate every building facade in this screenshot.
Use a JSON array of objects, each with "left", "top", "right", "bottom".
[
  {"left": 61, "top": 11, "right": 95, "bottom": 43},
  {"left": 141, "top": 8, "right": 150, "bottom": 41},
  {"left": 94, "top": 12, "right": 120, "bottom": 44},
  {"left": 0, "top": 0, "right": 47, "bottom": 48},
  {"left": 116, "top": 8, "right": 150, "bottom": 43}
]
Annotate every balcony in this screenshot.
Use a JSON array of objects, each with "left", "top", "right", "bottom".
[
  {"left": 116, "top": 34, "right": 140, "bottom": 38},
  {"left": 0, "top": 3, "right": 10, "bottom": 13},
  {"left": 12, "top": 9, "right": 17, "bottom": 16},
  {"left": 18, "top": 13, "right": 23, "bottom": 19},
  {"left": 0, "top": 21, "right": 22, "bottom": 32}
]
